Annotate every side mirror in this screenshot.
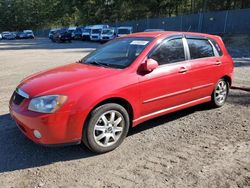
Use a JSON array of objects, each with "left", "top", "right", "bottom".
[{"left": 142, "top": 58, "right": 159, "bottom": 72}]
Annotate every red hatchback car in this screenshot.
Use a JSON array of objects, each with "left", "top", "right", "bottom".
[{"left": 9, "top": 32, "right": 234, "bottom": 153}]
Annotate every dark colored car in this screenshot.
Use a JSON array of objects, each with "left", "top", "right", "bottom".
[
  {"left": 72, "top": 27, "right": 84, "bottom": 40},
  {"left": 9, "top": 31, "right": 234, "bottom": 153},
  {"left": 51, "top": 29, "right": 72, "bottom": 43}
]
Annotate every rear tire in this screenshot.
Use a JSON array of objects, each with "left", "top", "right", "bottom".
[
  {"left": 211, "top": 79, "right": 229, "bottom": 107},
  {"left": 82, "top": 103, "right": 130, "bottom": 153}
]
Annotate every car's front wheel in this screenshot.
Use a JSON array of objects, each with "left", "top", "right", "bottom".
[
  {"left": 211, "top": 79, "right": 229, "bottom": 107},
  {"left": 82, "top": 103, "right": 130, "bottom": 153}
]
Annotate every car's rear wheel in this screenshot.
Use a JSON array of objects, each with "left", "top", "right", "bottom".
[
  {"left": 82, "top": 103, "right": 130, "bottom": 153},
  {"left": 211, "top": 79, "right": 229, "bottom": 107}
]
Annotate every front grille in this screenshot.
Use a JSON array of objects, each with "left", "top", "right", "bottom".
[
  {"left": 12, "top": 91, "right": 25, "bottom": 105},
  {"left": 92, "top": 36, "right": 98, "bottom": 39},
  {"left": 103, "top": 37, "right": 109, "bottom": 40}
]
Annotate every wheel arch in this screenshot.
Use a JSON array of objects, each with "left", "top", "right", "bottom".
[
  {"left": 85, "top": 97, "right": 134, "bottom": 128},
  {"left": 221, "top": 75, "right": 232, "bottom": 86}
]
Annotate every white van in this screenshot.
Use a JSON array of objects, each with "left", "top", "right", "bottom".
[
  {"left": 90, "top": 25, "right": 109, "bottom": 41},
  {"left": 117, "top": 26, "right": 133, "bottom": 37},
  {"left": 100, "top": 28, "right": 116, "bottom": 43}
]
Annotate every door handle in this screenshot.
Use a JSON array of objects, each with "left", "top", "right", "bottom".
[
  {"left": 179, "top": 67, "right": 188, "bottom": 73},
  {"left": 215, "top": 60, "right": 222, "bottom": 65}
]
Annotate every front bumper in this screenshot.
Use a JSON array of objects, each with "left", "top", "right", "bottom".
[
  {"left": 90, "top": 36, "right": 100, "bottom": 41},
  {"left": 82, "top": 35, "right": 90, "bottom": 40},
  {"left": 100, "top": 37, "right": 112, "bottom": 41},
  {"left": 9, "top": 99, "right": 82, "bottom": 145}
]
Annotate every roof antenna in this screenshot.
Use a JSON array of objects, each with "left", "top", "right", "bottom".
[{"left": 187, "top": 25, "right": 191, "bottom": 32}]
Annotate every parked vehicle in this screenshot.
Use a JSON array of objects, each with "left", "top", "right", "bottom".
[
  {"left": 81, "top": 26, "right": 92, "bottom": 41},
  {"left": 9, "top": 31, "right": 234, "bottom": 153},
  {"left": 23, "top": 30, "right": 35, "bottom": 39},
  {"left": 90, "top": 28, "right": 102, "bottom": 41},
  {"left": 90, "top": 25, "right": 109, "bottom": 41},
  {"left": 72, "top": 26, "right": 84, "bottom": 40},
  {"left": 49, "top": 29, "right": 60, "bottom": 39},
  {"left": 2, "top": 31, "right": 16, "bottom": 40},
  {"left": 117, "top": 26, "right": 133, "bottom": 37},
  {"left": 100, "top": 28, "right": 116, "bottom": 43},
  {"left": 144, "top": 29, "right": 164, "bottom": 32},
  {"left": 67, "top": 27, "right": 77, "bottom": 38},
  {"left": 50, "top": 28, "right": 72, "bottom": 43},
  {"left": 0, "top": 33, "right": 2, "bottom": 40},
  {"left": 16, "top": 31, "right": 27, "bottom": 39}
]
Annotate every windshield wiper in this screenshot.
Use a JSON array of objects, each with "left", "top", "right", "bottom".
[{"left": 86, "top": 61, "right": 111, "bottom": 68}]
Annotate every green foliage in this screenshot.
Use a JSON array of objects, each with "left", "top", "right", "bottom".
[{"left": 0, "top": 0, "right": 249, "bottom": 31}]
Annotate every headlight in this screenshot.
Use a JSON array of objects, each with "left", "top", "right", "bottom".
[{"left": 28, "top": 95, "right": 67, "bottom": 113}]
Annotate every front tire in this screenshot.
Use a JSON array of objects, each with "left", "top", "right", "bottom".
[
  {"left": 82, "top": 103, "right": 130, "bottom": 153},
  {"left": 211, "top": 79, "right": 229, "bottom": 107}
]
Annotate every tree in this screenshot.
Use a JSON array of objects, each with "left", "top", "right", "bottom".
[{"left": 0, "top": 0, "right": 249, "bottom": 31}]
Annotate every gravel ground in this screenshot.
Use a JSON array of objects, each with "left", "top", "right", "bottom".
[{"left": 0, "top": 38, "right": 249, "bottom": 188}]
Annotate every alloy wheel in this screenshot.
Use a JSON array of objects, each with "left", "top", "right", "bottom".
[
  {"left": 215, "top": 80, "right": 228, "bottom": 105},
  {"left": 93, "top": 110, "right": 124, "bottom": 147}
]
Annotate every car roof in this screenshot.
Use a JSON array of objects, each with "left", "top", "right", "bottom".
[
  {"left": 124, "top": 31, "right": 217, "bottom": 39},
  {"left": 102, "top": 27, "right": 115, "bottom": 30},
  {"left": 68, "top": 27, "right": 77, "bottom": 30}
]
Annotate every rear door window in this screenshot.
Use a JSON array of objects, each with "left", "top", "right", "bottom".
[{"left": 187, "top": 39, "right": 214, "bottom": 59}]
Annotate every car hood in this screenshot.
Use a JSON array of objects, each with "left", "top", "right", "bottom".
[{"left": 19, "top": 63, "right": 120, "bottom": 97}]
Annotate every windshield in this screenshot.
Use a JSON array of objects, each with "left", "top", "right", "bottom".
[
  {"left": 81, "top": 37, "right": 153, "bottom": 69},
  {"left": 118, "top": 29, "right": 131, "bottom": 34},
  {"left": 102, "top": 29, "right": 114, "bottom": 35},
  {"left": 92, "top": 29, "right": 102, "bottom": 34},
  {"left": 68, "top": 29, "right": 75, "bottom": 33},
  {"left": 58, "top": 29, "right": 68, "bottom": 34},
  {"left": 82, "top": 29, "right": 91, "bottom": 33},
  {"left": 75, "top": 28, "right": 82, "bottom": 32}
]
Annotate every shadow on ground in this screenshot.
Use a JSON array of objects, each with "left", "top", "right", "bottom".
[
  {"left": 0, "top": 103, "right": 212, "bottom": 173},
  {"left": 0, "top": 113, "right": 94, "bottom": 173},
  {"left": 227, "top": 89, "right": 250, "bottom": 106},
  {"left": 0, "top": 38, "right": 101, "bottom": 51},
  {"left": 0, "top": 90, "right": 248, "bottom": 173}
]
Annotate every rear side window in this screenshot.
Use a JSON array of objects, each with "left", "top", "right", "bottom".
[
  {"left": 151, "top": 38, "right": 185, "bottom": 65},
  {"left": 187, "top": 39, "right": 214, "bottom": 59},
  {"left": 211, "top": 39, "right": 223, "bottom": 56}
]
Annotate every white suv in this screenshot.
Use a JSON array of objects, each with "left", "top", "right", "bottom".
[
  {"left": 117, "top": 26, "right": 133, "bottom": 37},
  {"left": 100, "top": 28, "right": 116, "bottom": 43},
  {"left": 23, "top": 30, "right": 35, "bottom": 39}
]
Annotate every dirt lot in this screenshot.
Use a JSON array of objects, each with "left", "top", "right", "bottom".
[{"left": 0, "top": 38, "right": 249, "bottom": 188}]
